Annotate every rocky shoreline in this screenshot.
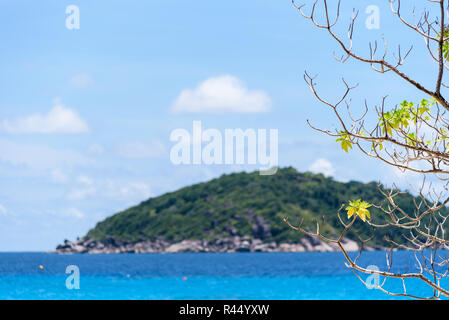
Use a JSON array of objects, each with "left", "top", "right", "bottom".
[{"left": 55, "top": 235, "right": 364, "bottom": 254}]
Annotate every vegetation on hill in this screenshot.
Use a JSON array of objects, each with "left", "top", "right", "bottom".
[{"left": 86, "top": 167, "right": 446, "bottom": 246}]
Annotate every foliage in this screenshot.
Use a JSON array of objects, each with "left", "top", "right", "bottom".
[{"left": 345, "top": 199, "right": 372, "bottom": 222}]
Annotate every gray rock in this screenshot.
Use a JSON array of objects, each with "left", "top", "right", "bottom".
[
  {"left": 54, "top": 234, "right": 363, "bottom": 254},
  {"left": 165, "top": 240, "right": 203, "bottom": 253},
  {"left": 251, "top": 215, "right": 272, "bottom": 240}
]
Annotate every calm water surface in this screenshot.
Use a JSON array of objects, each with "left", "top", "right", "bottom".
[{"left": 0, "top": 251, "right": 443, "bottom": 299}]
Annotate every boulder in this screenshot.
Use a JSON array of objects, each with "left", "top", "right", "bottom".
[
  {"left": 339, "top": 238, "right": 359, "bottom": 252},
  {"left": 165, "top": 240, "right": 203, "bottom": 253}
]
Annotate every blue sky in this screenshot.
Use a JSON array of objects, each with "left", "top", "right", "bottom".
[{"left": 0, "top": 0, "right": 440, "bottom": 251}]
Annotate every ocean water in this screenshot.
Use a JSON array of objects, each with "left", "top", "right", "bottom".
[{"left": 0, "top": 251, "right": 444, "bottom": 300}]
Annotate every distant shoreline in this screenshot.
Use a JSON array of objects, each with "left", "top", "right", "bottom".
[{"left": 54, "top": 236, "right": 384, "bottom": 254}]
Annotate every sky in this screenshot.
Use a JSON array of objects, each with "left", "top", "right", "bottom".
[{"left": 0, "top": 0, "right": 442, "bottom": 251}]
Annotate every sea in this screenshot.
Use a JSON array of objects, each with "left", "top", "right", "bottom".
[{"left": 0, "top": 251, "right": 444, "bottom": 300}]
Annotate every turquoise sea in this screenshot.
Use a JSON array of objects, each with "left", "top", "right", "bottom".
[{"left": 0, "top": 251, "right": 443, "bottom": 300}]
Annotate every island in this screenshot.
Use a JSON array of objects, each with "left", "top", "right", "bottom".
[{"left": 55, "top": 167, "right": 431, "bottom": 254}]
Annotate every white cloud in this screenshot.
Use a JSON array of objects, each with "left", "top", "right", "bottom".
[
  {"left": 0, "top": 101, "right": 89, "bottom": 134},
  {"left": 67, "top": 186, "right": 96, "bottom": 200},
  {"left": 0, "top": 205, "right": 7, "bottom": 216},
  {"left": 77, "top": 175, "right": 94, "bottom": 186},
  {"left": 65, "top": 208, "right": 84, "bottom": 219},
  {"left": 0, "top": 139, "right": 91, "bottom": 169},
  {"left": 88, "top": 144, "right": 104, "bottom": 155},
  {"left": 117, "top": 140, "right": 167, "bottom": 159},
  {"left": 386, "top": 166, "right": 449, "bottom": 199},
  {"left": 67, "top": 176, "right": 96, "bottom": 200},
  {"left": 67, "top": 179, "right": 151, "bottom": 201},
  {"left": 117, "top": 182, "right": 152, "bottom": 199},
  {"left": 171, "top": 75, "right": 271, "bottom": 114},
  {"left": 68, "top": 73, "right": 94, "bottom": 88},
  {"left": 103, "top": 180, "right": 152, "bottom": 200},
  {"left": 50, "top": 169, "right": 68, "bottom": 184},
  {"left": 309, "top": 158, "right": 335, "bottom": 177}
]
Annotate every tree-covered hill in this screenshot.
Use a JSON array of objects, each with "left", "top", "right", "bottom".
[{"left": 85, "top": 167, "right": 444, "bottom": 246}]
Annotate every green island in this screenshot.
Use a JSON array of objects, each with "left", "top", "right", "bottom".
[{"left": 56, "top": 167, "right": 444, "bottom": 253}]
